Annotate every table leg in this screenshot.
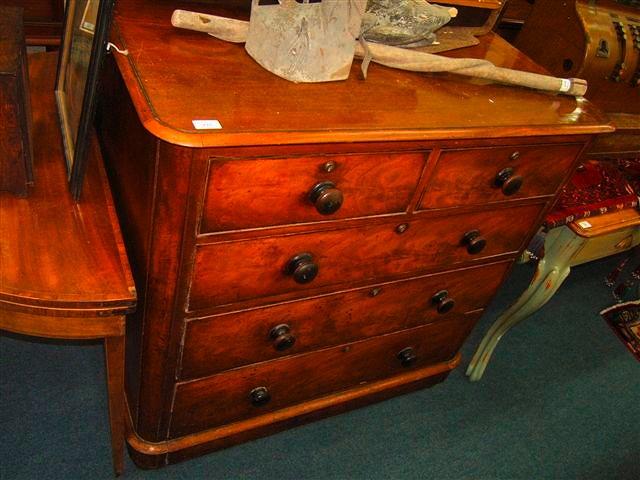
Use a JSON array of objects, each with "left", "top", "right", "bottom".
[
  {"left": 104, "top": 333, "right": 125, "bottom": 476},
  {"left": 466, "top": 227, "right": 585, "bottom": 381}
]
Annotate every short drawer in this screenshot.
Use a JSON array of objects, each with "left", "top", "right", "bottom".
[
  {"left": 171, "top": 313, "right": 479, "bottom": 438},
  {"left": 189, "top": 203, "right": 542, "bottom": 310},
  {"left": 181, "top": 261, "right": 509, "bottom": 379},
  {"left": 200, "top": 151, "right": 427, "bottom": 233},
  {"left": 418, "top": 144, "right": 582, "bottom": 209}
]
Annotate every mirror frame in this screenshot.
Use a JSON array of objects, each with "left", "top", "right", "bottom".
[{"left": 55, "top": 0, "right": 116, "bottom": 200}]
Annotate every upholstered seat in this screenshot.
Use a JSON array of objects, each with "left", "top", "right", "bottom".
[{"left": 544, "top": 159, "right": 638, "bottom": 230}]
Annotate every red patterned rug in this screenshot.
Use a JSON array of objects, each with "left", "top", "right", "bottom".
[{"left": 601, "top": 300, "right": 640, "bottom": 361}]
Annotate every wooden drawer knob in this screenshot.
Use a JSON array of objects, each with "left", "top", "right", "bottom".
[
  {"left": 495, "top": 167, "right": 523, "bottom": 196},
  {"left": 284, "top": 253, "right": 319, "bottom": 284},
  {"left": 397, "top": 347, "right": 418, "bottom": 367},
  {"left": 269, "top": 324, "right": 296, "bottom": 351},
  {"left": 249, "top": 386, "right": 271, "bottom": 407},
  {"left": 309, "top": 181, "right": 343, "bottom": 215},
  {"left": 462, "top": 230, "right": 487, "bottom": 255},
  {"left": 431, "top": 290, "right": 455, "bottom": 314}
]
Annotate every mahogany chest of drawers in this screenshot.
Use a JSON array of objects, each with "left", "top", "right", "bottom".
[{"left": 96, "top": 0, "right": 612, "bottom": 468}]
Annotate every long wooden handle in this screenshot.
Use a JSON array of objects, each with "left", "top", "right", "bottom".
[
  {"left": 171, "top": 9, "right": 249, "bottom": 43},
  {"left": 354, "top": 42, "right": 588, "bottom": 96}
]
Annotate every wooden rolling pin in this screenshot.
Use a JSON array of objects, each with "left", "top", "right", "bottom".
[{"left": 171, "top": 9, "right": 587, "bottom": 96}]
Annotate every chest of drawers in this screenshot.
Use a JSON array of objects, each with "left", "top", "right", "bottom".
[{"left": 97, "top": 0, "right": 612, "bottom": 468}]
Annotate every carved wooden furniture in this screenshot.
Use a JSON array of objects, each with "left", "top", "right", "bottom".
[
  {"left": 95, "top": 0, "right": 611, "bottom": 468},
  {"left": 0, "top": 6, "right": 34, "bottom": 197},
  {"left": 467, "top": 199, "right": 640, "bottom": 381},
  {"left": 0, "top": 53, "right": 136, "bottom": 476}
]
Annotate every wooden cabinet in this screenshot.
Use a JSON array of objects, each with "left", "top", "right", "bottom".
[{"left": 96, "top": 0, "right": 612, "bottom": 469}]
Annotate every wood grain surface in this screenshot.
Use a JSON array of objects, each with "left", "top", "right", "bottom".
[
  {"left": 181, "top": 261, "right": 509, "bottom": 379},
  {"left": 0, "top": 52, "right": 135, "bottom": 313},
  {"left": 419, "top": 143, "right": 583, "bottom": 209},
  {"left": 171, "top": 314, "right": 478, "bottom": 437},
  {"left": 189, "top": 203, "right": 542, "bottom": 310},
  {"left": 110, "top": 0, "right": 612, "bottom": 147},
  {"left": 201, "top": 151, "right": 427, "bottom": 233}
]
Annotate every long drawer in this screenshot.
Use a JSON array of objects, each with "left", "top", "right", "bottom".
[
  {"left": 200, "top": 151, "right": 427, "bottom": 233},
  {"left": 180, "top": 261, "right": 509, "bottom": 379},
  {"left": 188, "top": 203, "right": 542, "bottom": 310},
  {"left": 171, "top": 313, "right": 480, "bottom": 438},
  {"left": 419, "top": 144, "right": 582, "bottom": 209}
]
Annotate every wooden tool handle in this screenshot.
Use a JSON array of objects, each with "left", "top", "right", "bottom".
[
  {"left": 171, "top": 10, "right": 249, "bottom": 43},
  {"left": 355, "top": 41, "right": 588, "bottom": 96}
]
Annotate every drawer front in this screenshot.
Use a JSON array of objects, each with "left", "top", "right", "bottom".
[
  {"left": 201, "top": 152, "right": 426, "bottom": 233},
  {"left": 171, "top": 314, "right": 479, "bottom": 438},
  {"left": 419, "top": 144, "right": 582, "bottom": 209},
  {"left": 189, "top": 203, "right": 542, "bottom": 310},
  {"left": 181, "top": 261, "right": 509, "bottom": 379}
]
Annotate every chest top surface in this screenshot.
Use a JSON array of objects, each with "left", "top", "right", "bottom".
[{"left": 111, "top": 0, "right": 612, "bottom": 148}]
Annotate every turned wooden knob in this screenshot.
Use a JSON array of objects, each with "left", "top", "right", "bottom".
[
  {"left": 494, "top": 167, "right": 523, "bottom": 196},
  {"left": 249, "top": 387, "right": 271, "bottom": 407},
  {"left": 397, "top": 347, "right": 417, "bottom": 367},
  {"left": 269, "top": 324, "right": 296, "bottom": 351},
  {"left": 284, "top": 253, "right": 318, "bottom": 284},
  {"left": 308, "top": 181, "right": 343, "bottom": 215},
  {"left": 431, "top": 290, "right": 455, "bottom": 314},
  {"left": 462, "top": 230, "right": 486, "bottom": 255}
]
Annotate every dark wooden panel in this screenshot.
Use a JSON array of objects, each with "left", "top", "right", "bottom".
[
  {"left": 514, "top": 0, "right": 640, "bottom": 115},
  {"left": 0, "top": 0, "right": 64, "bottom": 45},
  {"left": 96, "top": 54, "right": 160, "bottom": 426},
  {"left": 171, "top": 313, "right": 479, "bottom": 437},
  {"left": 181, "top": 261, "right": 510, "bottom": 379},
  {"left": 0, "top": 6, "right": 33, "bottom": 196},
  {"left": 201, "top": 151, "right": 427, "bottom": 233},
  {"left": 419, "top": 143, "right": 582, "bottom": 209},
  {"left": 189, "top": 204, "right": 542, "bottom": 310},
  {"left": 0, "top": 0, "right": 63, "bottom": 21}
]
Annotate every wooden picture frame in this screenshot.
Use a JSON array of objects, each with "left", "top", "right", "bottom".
[{"left": 55, "top": 0, "right": 116, "bottom": 200}]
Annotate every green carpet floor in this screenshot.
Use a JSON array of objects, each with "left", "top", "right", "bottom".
[{"left": 1, "top": 254, "right": 639, "bottom": 479}]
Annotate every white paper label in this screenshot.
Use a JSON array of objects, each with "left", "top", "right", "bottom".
[
  {"left": 560, "top": 79, "right": 572, "bottom": 93},
  {"left": 192, "top": 119, "right": 222, "bottom": 130},
  {"left": 578, "top": 220, "right": 592, "bottom": 229}
]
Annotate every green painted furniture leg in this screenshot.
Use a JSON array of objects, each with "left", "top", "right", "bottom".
[{"left": 466, "top": 227, "right": 586, "bottom": 381}]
